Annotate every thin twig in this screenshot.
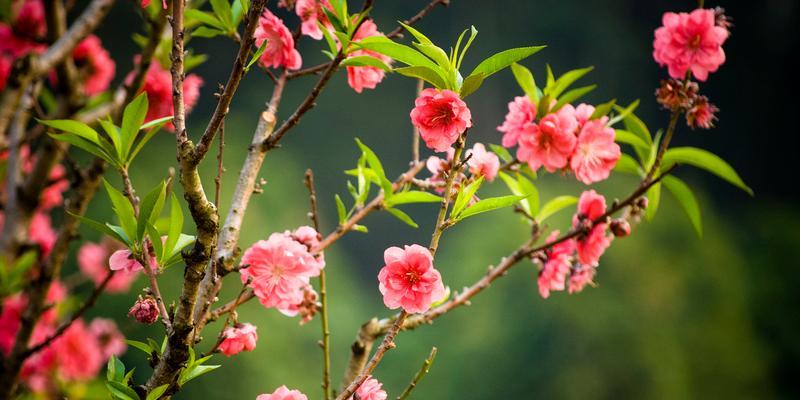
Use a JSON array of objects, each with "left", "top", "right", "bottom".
[
  {"left": 214, "top": 121, "right": 226, "bottom": 207},
  {"left": 386, "top": 0, "right": 451, "bottom": 38},
  {"left": 305, "top": 170, "right": 332, "bottom": 400},
  {"left": 397, "top": 347, "right": 438, "bottom": 400}
]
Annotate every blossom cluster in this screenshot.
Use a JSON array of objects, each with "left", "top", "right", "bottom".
[
  {"left": 257, "top": 375, "right": 386, "bottom": 400},
  {"left": 499, "top": 99, "right": 621, "bottom": 185}
]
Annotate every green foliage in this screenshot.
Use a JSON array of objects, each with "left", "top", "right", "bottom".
[
  {"left": 106, "top": 356, "right": 140, "bottom": 400},
  {"left": 178, "top": 348, "right": 221, "bottom": 386},
  {"left": 455, "top": 194, "right": 530, "bottom": 222},
  {"left": 661, "top": 147, "right": 753, "bottom": 195},
  {"left": 0, "top": 251, "right": 36, "bottom": 297},
  {"left": 536, "top": 195, "right": 578, "bottom": 222},
  {"left": 498, "top": 171, "right": 539, "bottom": 218},
  {"left": 662, "top": 176, "right": 702, "bottom": 236}
]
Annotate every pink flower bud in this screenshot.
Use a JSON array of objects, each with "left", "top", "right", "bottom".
[
  {"left": 128, "top": 296, "right": 159, "bottom": 324},
  {"left": 610, "top": 219, "right": 632, "bottom": 238}
]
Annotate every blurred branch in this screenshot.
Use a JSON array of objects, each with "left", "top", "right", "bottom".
[{"left": 397, "top": 347, "right": 438, "bottom": 400}]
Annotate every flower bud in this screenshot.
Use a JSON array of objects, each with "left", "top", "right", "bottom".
[
  {"left": 610, "top": 219, "right": 632, "bottom": 238},
  {"left": 297, "top": 287, "right": 320, "bottom": 326},
  {"left": 128, "top": 295, "right": 159, "bottom": 324},
  {"left": 636, "top": 197, "right": 649, "bottom": 210}
]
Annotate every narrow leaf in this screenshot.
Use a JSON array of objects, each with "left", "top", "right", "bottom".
[
  {"left": 661, "top": 147, "right": 753, "bottom": 195},
  {"left": 386, "top": 207, "right": 419, "bottom": 228},
  {"left": 469, "top": 46, "right": 546, "bottom": 79},
  {"left": 457, "top": 194, "right": 529, "bottom": 221},
  {"left": 662, "top": 176, "right": 702, "bottom": 236},
  {"left": 394, "top": 66, "right": 448, "bottom": 89},
  {"left": 452, "top": 176, "right": 484, "bottom": 217},
  {"left": 510, "top": 62, "right": 538, "bottom": 102},
  {"left": 536, "top": 195, "right": 577, "bottom": 222},
  {"left": 384, "top": 191, "right": 441, "bottom": 207}
]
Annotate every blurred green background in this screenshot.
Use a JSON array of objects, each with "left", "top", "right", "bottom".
[{"left": 63, "top": 0, "right": 800, "bottom": 398}]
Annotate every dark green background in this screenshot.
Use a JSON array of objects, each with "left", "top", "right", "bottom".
[{"left": 65, "top": 0, "right": 800, "bottom": 398}]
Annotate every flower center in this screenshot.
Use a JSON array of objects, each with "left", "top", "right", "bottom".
[
  {"left": 689, "top": 34, "right": 702, "bottom": 49},
  {"left": 430, "top": 104, "right": 454, "bottom": 126},
  {"left": 405, "top": 270, "right": 421, "bottom": 285}
]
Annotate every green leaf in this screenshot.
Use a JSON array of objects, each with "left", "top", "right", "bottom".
[
  {"left": 107, "top": 356, "right": 125, "bottom": 382},
  {"left": 355, "top": 139, "right": 392, "bottom": 195},
  {"left": 38, "top": 119, "right": 99, "bottom": 143},
  {"left": 137, "top": 181, "right": 166, "bottom": 242},
  {"left": 335, "top": 194, "right": 347, "bottom": 224},
  {"left": 452, "top": 176, "right": 484, "bottom": 218},
  {"left": 125, "top": 340, "right": 153, "bottom": 355},
  {"left": 128, "top": 123, "right": 167, "bottom": 164},
  {"left": 384, "top": 191, "right": 441, "bottom": 207},
  {"left": 614, "top": 129, "right": 650, "bottom": 152},
  {"left": 489, "top": 144, "right": 513, "bottom": 163},
  {"left": 357, "top": 36, "right": 442, "bottom": 72},
  {"left": 185, "top": 9, "right": 226, "bottom": 30},
  {"left": 179, "top": 365, "right": 221, "bottom": 385},
  {"left": 545, "top": 64, "right": 555, "bottom": 88},
  {"left": 329, "top": 0, "right": 347, "bottom": 26},
  {"left": 352, "top": 224, "right": 368, "bottom": 233},
  {"left": 469, "top": 46, "right": 546, "bottom": 79},
  {"left": 536, "top": 195, "right": 578, "bottom": 222},
  {"left": 398, "top": 21, "right": 432, "bottom": 44},
  {"left": 140, "top": 116, "right": 173, "bottom": 130},
  {"left": 68, "top": 212, "right": 130, "bottom": 244},
  {"left": 163, "top": 193, "right": 184, "bottom": 261},
  {"left": 146, "top": 384, "right": 169, "bottom": 400},
  {"left": 106, "top": 382, "right": 139, "bottom": 400},
  {"left": 99, "top": 118, "right": 123, "bottom": 160},
  {"left": 590, "top": 99, "right": 617, "bottom": 120},
  {"left": 662, "top": 176, "right": 702, "bottom": 236},
  {"left": 516, "top": 173, "right": 539, "bottom": 216},
  {"left": 47, "top": 131, "right": 117, "bottom": 166},
  {"left": 333, "top": 30, "right": 351, "bottom": 51},
  {"left": 547, "top": 66, "right": 593, "bottom": 99},
  {"left": 119, "top": 94, "right": 148, "bottom": 162},
  {"left": 319, "top": 21, "right": 339, "bottom": 55},
  {"left": 646, "top": 182, "right": 661, "bottom": 221},
  {"left": 394, "top": 66, "right": 448, "bottom": 89},
  {"left": 614, "top": 153, "right": 643, "bottom": 175},
  {"left": 192, "top": 26, "right": 226, "bottom": 38},
  {"left": 607, "top": 100, "right": 640, "bottom": 127},
  {"left": 510, "top": 62, "right": 538, "bottom": 102},
  {"left": 457, "top": 194, "right": 528, "bottom": 221},
  {"left": 552, "top": 84, "right": 596, "bottom": 112},
  {"left": 209, "top": 0, "right": 234, "bottom": 31},
  {"left": 621, "top": 111, "right": 652, "bottom": 162},
  {"left": 459, "top": 72, "right": 485, "bottom": 97},
  {"left": 412, "top": 42, "right": 450, "bottom": 69},
  {"left": 341, "top": 55, "right": 392, "bottom": 71},
  {"left": 498, "top": 172, "right": 531, "bottom": 216},
  {"left": 147, "top": 224, "right": 164, "bottom": 264},
  {"left": 245, "top": 40, "right": 267, "bottom": 72},
  {"left": 103, "top": 180, "right": 138, "bottom": 244},
  {"left": 386, "top": 207, "right": 419, "bottom": 228},
  {"left": 455, "top": 25, "right": 478, "bottom": 70},
  {"left": 661, "top": 147, "right": 752, "bottom": 195}
]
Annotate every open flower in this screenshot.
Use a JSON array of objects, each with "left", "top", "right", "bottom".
[
  {"left": 537, "top": 231, "right": 576, "bottom": 299},
  {"left": 219, "top": 323, "right": 258, "bottom": 356},
  {"left": 257, "top": 386, "right": 308, "bottom": 400},
  {"left": 71, "top": 35, "right": 115, "bottom": 96},
  {"left": 466, "top": 143, "right": 500, "bottom": 182},
  {"left": 517, "top": 105, "right": 578, "bottom": 172},
  {"left": 653, "top": 8, "right": 729, "bottom": 81},
  {"left": 568, "top": 263, "right": 596, "bottom": 294},
  {"left": 346, "top": 19, "right": 392, "bottom": 93},
  {"left": 78, "top": 241, "right": 138, "bottom": 293},
  {"left": 240, "top": 232, "right": 323, "bottom": 315},
  {"left": 570, "top": 119, "right": 621, "bottom": 184},
  {"left": 130, "top": 58, "right": 203, "bottom": 131},
  {"left": 109, "top": 249, "right": 154, "bottom": 274},
  {"left": 295, "top": 0, "right": 332, "bottom": 40},
  {"left": 572, "top": 190, "right": 612, "bottom": 266},
  {"left": 255, "top": 10, "right": 302, "bottom": 70},
  {"left": 410, "top": 89, "right": 472, "bottom": 152},
  {"left": 378, "top": 244, "right": 445, "bottom": 314},
  {"left": 52, "top": 320, "right": 104, "bottom": 382},
  {"left": 89, "top": 318, "right": 126, "bottom": 359},
  {"left": 497, "top": 96, "right": 536, "bottom": 147},
  {"left": 349, "top": 376, "right": 387, "bottom": 400}
]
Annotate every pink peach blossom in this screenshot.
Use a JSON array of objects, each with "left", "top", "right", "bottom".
[
  {"left": 378, "top": 244, "right": 445, "bottom": 314},
  {"left": 497, "top": 96, "right": 536, "bottom": 147},
  {"left": 38, "top": 164, "right": 68, "bottom": 210},
  {"left": 255, "top": 10, "right": 302, "bottom": 70},
  {"left": 219, "top": 323, "right": 258, "bottom": 356},
  {"left": 257, "top": 386, "right": 309, "bottom": 400},
  {"left": 14, "top": 0, "right": 46, "bottom": 39},
  {"left": 537, "top": 231, "right": 576, "bottom": 299},
  {"left": 0, "top": 24, "right": 46, "bottom": 58},
  {"left": 109, "top": 249, "right": 153, "bottom": 274},
  {"left": 350, "top": 376, "right": 387, "bottom": 400},
  {"left": 89, "top": 318, "right": 127, "bottom": 359},
  {"left": 78, "top": 241, "right": 138, "bottom": 293},
  {"left": 291, "top": 225, "right": 321, "bottom": 250},
  {"left": 570, "top": 119, "right": 621, "bottom": 184},
  {"left": 568, "top": 263, "right": 596, "bottom": 294},
  {"left": 240, "top": 232, "right": 323, "bottom": 315},
  {"left": 28, "top": 212, "right": 56, "bottom": 256},
  {"left": 686, "top": 95, "right": 718, "bottom": 129},
  {"left": 52, "top": 319, "right": 104, "bottom": 381},
  {"left": 574, "top": 103, "right": 596, "bottom": 126},
  {"left": 410, "top": 88, "right": 472, "bottom": 152},
  {"left": 71, "top": 35, "right": 115, "bottom": 96},
  {"left": 572, "top": 190, "right": 612, "bottom": 266},
  {"left": 346, "top": 19, "right": 392, "bottom": 93},
  {"left": 466, "top": 143, "right": 500, "bottom": 182},
  {"left": 0, "top": 55, "right": 11, "bottom": 91},
  {"left": 130, "top": 58, "right": 203, "bottom": 131},
  {"left": 653, "top": 8, "right": 728, "bottom": 81},
  {"left": 517, "top": 105, "right": 578, "bottom": 172},
  {"left": 295, "top": 0, "right": 332, "bottom": 40}
]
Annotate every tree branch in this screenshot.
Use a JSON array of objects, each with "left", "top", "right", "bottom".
[{"left": 397, "top": 347, "right": 438, "bottom": 400}]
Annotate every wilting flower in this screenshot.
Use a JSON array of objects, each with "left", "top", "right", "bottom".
[
  {"left": 257, "top": 386, "right": 309, "bottom": 400},
  {"left": 497, "top": 96, "right": 536, "bottom": 147},
  {"left": 572, "top": 190, "right": 612, "bottom": 266},
  {"left": 570, "top": 119, "right": 621, "bottom": 184},
  {"left": 219, "top": 323, "right": 258, "bottom": 356},
  {"left": 517, "top": 105, "right": 578, "bottom": 172},
  {"left": 255, "top": 10, "right": 302, "bottom": 70},
  {"left": 410, "top": 88, "right": 472, "bottom": 152},
  {"left": 128, "top": 295, "right": 159, "bottom": 324},
  {"left": 685, "top": 95, "right": 718, "bottom": 129},
  {"left": 653, "top": 8, "right": 729, "bottom": 81},
  {"left": 568, "top": 263, "right": 596, "bottom": 294},
  {"left": 71, "top": 35, "right": 115, "bottom": 96},
  {"left": 655, "top": 79, "right": 698, "bottom": 111},
  {"left": 295, "top": 0, "right": 332, "bottom": 40},
  {"left": 378, "top": 244, "right": 445, "bottom": 314},
  {"left": 466, "top": 143, "right": 500, "bottom": 182},
  {"left": 240, "top": 232, "right": 323, "bottom": 315},
  {"left": 349, "top": 376, "right": 387, "bottom": 400},
  {"left": 346, "top": 19, "right": 392, "bottom": 93},
  {"left": 537, "top": 231, "right": 576, "bottom": 299}
]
